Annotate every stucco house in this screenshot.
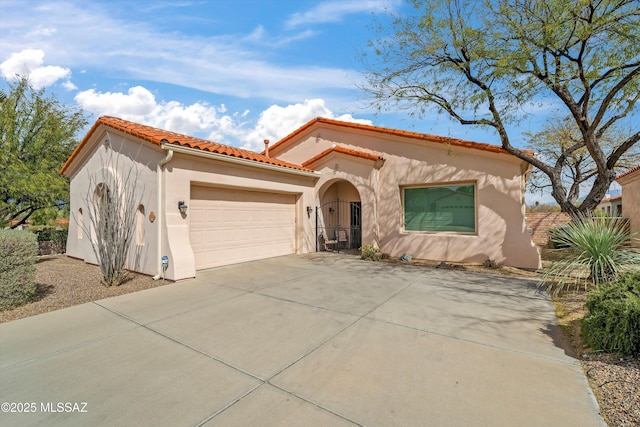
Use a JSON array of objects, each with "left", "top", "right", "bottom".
[
  {"left": 61, "top": 116, "right": 541, "bottom": 281},
  {"left": 596, "top": 194, "right": 622, "bottom": 216},
  {"left": 616, "top": 165, "right": 640, "bottom": 247}
]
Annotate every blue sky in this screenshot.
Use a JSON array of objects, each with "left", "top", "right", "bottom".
[
  {"left": 0, "top": 0, "right": 627, "bottom": 202},
  {"left": 1, "top": 0, "right": 402, "bottom": 150}
]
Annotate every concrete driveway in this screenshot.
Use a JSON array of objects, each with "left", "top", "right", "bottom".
[{"left": 0, "top": 254, "right": 604, "bottom": 426}]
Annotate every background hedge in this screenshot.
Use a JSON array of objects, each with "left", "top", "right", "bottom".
[
  {"left": 34, "top": 228, "right": 67, "bottom": 254},
  {"left": 0, "top": 230, "right": 38, "bottom": 310}
]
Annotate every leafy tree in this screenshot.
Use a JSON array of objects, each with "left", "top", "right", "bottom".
[
  {"left": 526, "top": 118, "right": 639, "bottom": 203},
  {"left": 29, "top": 206, "right": 60, "bottom": 226},
  {"left": 363, "top": 0, "right": 639, "bottom": 217},
  {"left": 0, "top": 77, "right": 87, "bottom": 228}
]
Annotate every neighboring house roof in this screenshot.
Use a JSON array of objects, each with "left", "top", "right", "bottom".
[
  {"left": 599, "top": 195, "right": 622, "bottom": 203},
  {"left": 267, "top": 117, "right": 533, "bottom": 158},
  {"left": 60, "top": 116, "right": 313, "bottom": 175},
  {"left": 8, "top": 220, "right": 33, "bottom": 226},
  {"left": 616, "top": 165, "right": 640, "bottom": 181},
  {"left": 302, "top": 145, "right": 384, "bottom": 167}
]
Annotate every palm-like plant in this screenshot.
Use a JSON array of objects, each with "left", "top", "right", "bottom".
[{"left": 541, "top": 216, "right": 640, "bottom": 295}]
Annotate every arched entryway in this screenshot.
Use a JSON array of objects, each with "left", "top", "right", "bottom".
[{"left": 316, "top": 180, "right": 361, "bottom": 252}]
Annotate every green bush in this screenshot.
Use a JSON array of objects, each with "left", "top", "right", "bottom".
[
  {"left": 582, "top": 272, "right": 640, "bottom": 356},
  {"left": 361, "top": 244, "right": 382, "bottom": 261},
  {"left": 0, "top": 230, "right": 38, "bottom": 310},
  {"left": 34, "top": 228, "right": 68, "bottom": 254}
]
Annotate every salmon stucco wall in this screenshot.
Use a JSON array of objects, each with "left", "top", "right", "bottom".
[
  {"left": 162, "top": 152, "right": 318, "bottom": 280},
  {"left": 618, "top": 168, "right": 640, "bottom": 247},
  {"left": 273, "top": 125, "right": 541, "bottom": 270},
  {"left": 65, "top": 130, "right": 161, "bottom": 276}
]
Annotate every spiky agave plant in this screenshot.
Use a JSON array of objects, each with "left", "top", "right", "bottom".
[{"left": 541, "top": 215, "right": 640, "bottom": 295}]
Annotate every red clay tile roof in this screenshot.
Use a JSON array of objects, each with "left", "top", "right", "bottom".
[
  {"left": 616, "top": 165, "right": 640, "bottom": 181},
  {"left": 60, "top": 116, "right": 313, "bottom": 175},
  {"left": 302, "top": 145, "right": 384, "bottom": 167},
  {"left": 267, "top": 117, "right": 533, "bottom": 157}
]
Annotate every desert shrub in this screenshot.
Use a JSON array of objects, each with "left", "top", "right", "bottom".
[
  {"left": 582, "top": 273, "right": 640, "bottom": 356},
  {"left": 34, "top": 228, "right": 68, "bottom": 254},
  {"left": 361, "top": 244, "right": 382, "bottom": 261},
  {"left": 483, "top": 258, "right": 503, "bottom": 269},
  {"left": 540, "top": 216, "right": 640, "bottom": 295},
  {"left": 82, "top": 150, "right": 143, "bottom": 286},
  {"left": 0, "top": 230, "right": 38, "bottom": 310}
]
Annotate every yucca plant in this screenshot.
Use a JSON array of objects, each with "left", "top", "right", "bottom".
[{"left": 540, "top": 215, "right": 640, "bottom": 295}]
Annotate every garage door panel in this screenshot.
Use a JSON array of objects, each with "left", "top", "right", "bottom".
[{"left": 190, "top": 186, "right": 296, "bottom": 270}]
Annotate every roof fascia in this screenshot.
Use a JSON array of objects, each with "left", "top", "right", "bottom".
[
  {"left": 163, "top": 143, "right": 321, "bottom": 179},
  {"left": 61, "top": 125, "right": 162, "bottom": 178},
  {"left": 60, "top": 125, "right": 109, "bottom": 178},
  {"left": 269, "top": 118, "right": 529, "bottom": 165},
  {"left": 266, "top": 118, "right": 319, "bottom": 156},
  {"left": 616, "top": 166, "right": 640, "bottom": 184},
  {"left": 302, "top": 147, "right": 383, "bottom": 168}
]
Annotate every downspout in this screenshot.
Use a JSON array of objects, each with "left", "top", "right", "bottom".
[{"left": 152, "top": 142, "right": 174, "bottom": 280}]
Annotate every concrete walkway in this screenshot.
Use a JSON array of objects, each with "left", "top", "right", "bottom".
[{"left": 0, "top": 254, "right": 604, "bottom": 426}]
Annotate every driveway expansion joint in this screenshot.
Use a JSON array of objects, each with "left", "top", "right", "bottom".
[
  {"left": 92, "top": 301, "right": 265, "bottom": 382},
  {"left": 0, "top": 255, "right": 604, "bottom": 426}
]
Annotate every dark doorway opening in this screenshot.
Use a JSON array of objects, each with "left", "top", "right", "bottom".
[{"left": 316, "top": 199, "right": 361, "bottom": 252}]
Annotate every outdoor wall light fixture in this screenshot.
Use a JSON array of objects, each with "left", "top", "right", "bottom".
[
  {"left": 178, "top": 201, "right": 188, "bottom": 214},
  {"left": 329, "top": 207, "right": 335, "bottom": 213},
  {"left": 306, "top": 206, "right": 313, "bottom": 214}
]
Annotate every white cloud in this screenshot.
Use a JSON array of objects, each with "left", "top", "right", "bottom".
[
  {"left": 286, "top": 0, "right": 395, "bottom": 28},
  {"left": 61, "top": 80, "right": 77, "bottom": 91},
  {"left": 75, "top": 86, "right": 227, "bottom": 136},
  {"left": 0, "top": 2, "right": 360, "bottom": 104},
  {"left": 242, "top": 98, "right": 371, "bottom": 151},
  {"left": 0, "top": 49, "right": 70, "bottom": 89},
  {"left": 74, "top": 86, "right": 370, "bottom": 152},
  {"left": 75, "top": 86, "right": 157, "bottom": 117}
]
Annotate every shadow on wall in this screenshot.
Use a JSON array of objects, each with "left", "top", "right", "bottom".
[{"left": 374, "top": 161, "right": 540, "bottom": 268}]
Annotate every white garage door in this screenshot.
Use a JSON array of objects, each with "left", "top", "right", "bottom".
[{"left": 190, "top": 186, "right": 297, "bottom": 270}]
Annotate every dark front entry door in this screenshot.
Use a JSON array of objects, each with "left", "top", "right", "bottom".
[{"left": 350, "top": 202, "right": 361, "bottom": 249}]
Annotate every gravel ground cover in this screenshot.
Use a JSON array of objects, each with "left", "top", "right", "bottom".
[
  {"left": 1, "top": 253, "right": 637, "bottom": 425},
  {"left": 555, "top": 291, "right": 640, "bottom": 427},
  {"left": 0, "top": 255, "right": 170, "bottom": 323}
]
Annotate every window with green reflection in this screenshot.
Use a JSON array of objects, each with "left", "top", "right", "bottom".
[{"left": 403, "top": 184, "right": 476, "bottom": 233}]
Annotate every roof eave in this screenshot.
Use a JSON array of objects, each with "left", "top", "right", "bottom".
[
  {"left": 267, "top": 117, "right": 532, "bottom": 159},
  {"left": 616, "top": 165, "right": 640, "bottom": 182},
  {"left": 302, "top": 146, "right": 384, "bottom": 168},
  {"left": 60, "top": 120, "right": 104, "bottom": 176},
  {"left": 163, "top": 143, "right": 320, "bottom": 178}
]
